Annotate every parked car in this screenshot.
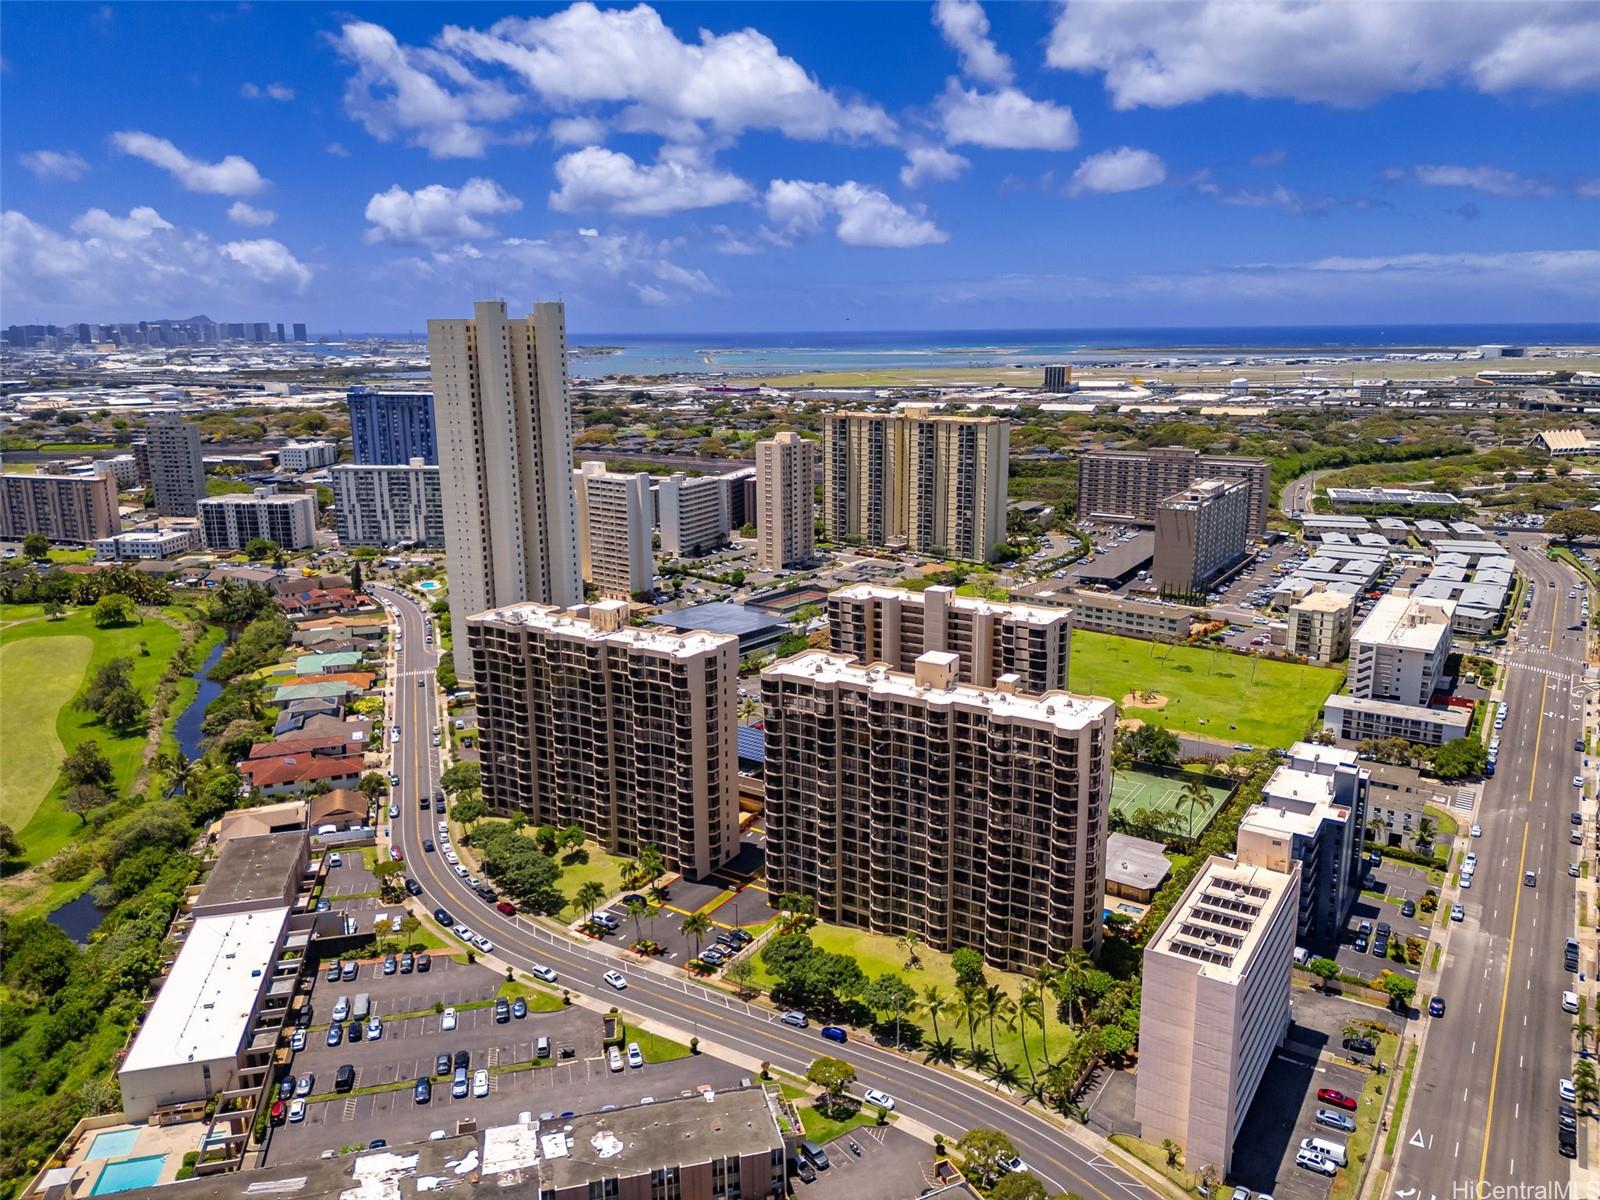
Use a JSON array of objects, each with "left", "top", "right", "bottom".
[
  {"left": 441, "top": 1007, "right": 458, "bottom": 1032},
  {"left": 780, "top": 1011, "right": 809, "bottom": 1028},
  {"left": 1315, "top": 1109, "right": 1356, "bottom": 1133},
  {"left": 289, "top": 1099, "right": 307, "bottom": 1123},
  {"left": 511, "top": 998, "right": 527, "bottom": 1020},
  {"left": 495, "top": 998, "right": 510, "bottom": 1024},
  {"left": 1317, "top": 1088, "right": 1358, "bottom": 1111},
  {"left": 608, "top": 1047, "right": 624, "bottom": 1072},
  {"left": 295, "top": 1073, "right": 314, "bottom": 1097},
  {"left": 627, "top": 1042, "right": 644, "bottom": 1068},
  {"left": 473, "top": 1068, "right": 490, "bottom": 1098}
]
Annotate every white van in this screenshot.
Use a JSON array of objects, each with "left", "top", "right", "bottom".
[
  {"left": 1563, "top": 991, "right": 1580, "bottom": 1014},
  {"left": 1300, "top": 1137, "right": 1347, "bottom": 1167}
]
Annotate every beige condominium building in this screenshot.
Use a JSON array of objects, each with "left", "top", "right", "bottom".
[
  {"left": 1347, "top": 592, "right": 1456, "bottom": 706},
  {"left": 1136, "top": 855, "right": 1300, "bottom": 1178},
  {"left": 431, "top": 299, "right": 582, "bottom": 681},
  {"left": 1153, "top": 478, "right": 1253, "bottom": 595},
  {"left": 330, "top": 459, "right": 443, "bottom": 548},
  {"left": 466, "top": 599, "right": 739, "bottom": 880},
  {"left": 197, "top": 487, "right": 317, "bottom": 551},
  {"left": 827, "top": 583, "right": 1071, "bottom": 693},
  {"left": 0, "top": 467, "right": 120, "bottom": 544},
  {"left": 143, "top": 413, "right": 207, "bottom": 517},
  {"left": 1287, "top": 588, "right": 1355, "bottom": 664},
  {"left": 657, "top": 471, "right": 731, "bottom": 557},
  {"left": 822, "top": 408, "right": 1009, "bottom": 562},
  {"left": 761, "top": 649, "right": 1114, "bottom": 970},
  {"left": 1077, "top": 447, "right": 1269, "bottom": 537},
  {"left": 755, "top": 431, "right": 815, "bottom": 570},
  {"left": 573, "top": 461, "right": 653, "bottom": 599},
  {"left": 1010, "top": 581, "right": 1198, "bottom": 642}
]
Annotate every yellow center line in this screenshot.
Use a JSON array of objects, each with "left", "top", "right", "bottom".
[{"left": 1477, "top": 672, "right": 1542, "bottom": 1186}]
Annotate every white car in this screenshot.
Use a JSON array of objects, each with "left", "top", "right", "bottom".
[
  {"left": 473, "top": 1068, "right": 490, "bottom": 1098},
  {"left": 289, "top": 1099, "right": 307, "bottom": 1123},
  {"left": 999, "top": 1155, "right": 1030, "bottom": 1175},
  {"left": 1561, "top": 1078, "right": 1578, "bottom": 1102},
  {"left": 1463, "top": 852, "right": 1477, "bottom": 869},
  {"left": 626, "top": 1042, "right": 644, "bottom": 1068},
  {"left": 1460, "top": 874, "right": 1472, "bottom": 890},
  {"left": 366, "top": 1017, "right": 383, "bottom": 1040},
  {"left": 608, "top": 1047, "right": 625, "bottom": 1072},
  {"left": 429, "top": 1130, "right": 448, "bottom": 1141},
  {"left": 1470, "top": 824, "right": 1482, "bottom": 838},
  {"left": 441, "top": 1007, "right": 458, "bottom": 1032},
  {"left": 1295, "top": 1149, "right": 1335, "bottom": 1177},
  {"left": 290, "top": 1028, "right": 307, "bottom": 1052},
  {"left": 603, "top": 970, "right": 628, "bottom": 991},
  {"left": 1564, "top": 991, "right": 1581, "bottom": 1014},
  {"left": 530, "top": 964, "right": 559, "bottom": 983},
  {"left": 473, "top": 935, "right": 494, "bottom": 953},
  {"left": 329, "top": 853, "right": 343, "bottom": 868},
  {"left": 437, "top": 820, "right": 448, "bottom": 832},
  {"left": 863, "top": 1088, "right": 895, "bottom": 1111}
]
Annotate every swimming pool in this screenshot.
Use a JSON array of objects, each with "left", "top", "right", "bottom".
[
  {"left": 84, "top": 1129, "right": 141, "bottom": 1161},
  {"left": 90, "top": 1155, "right": 166, "bottom": 1195},
  {"left": 417, "top": 580, "right": 441, "bottom": 591}
]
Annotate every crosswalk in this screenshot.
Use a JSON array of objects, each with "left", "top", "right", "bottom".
[
  {"left": 1447, "top": 788, "right": 1475, "bottom": 814},
  {"left": 1507, "top": 662, "right": 1579, "bottom": 684}
]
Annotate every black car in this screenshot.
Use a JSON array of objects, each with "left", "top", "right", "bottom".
[
  {"left": 1560, "top": 1126, "right": 1578, "bottom": 1158},
  {"left": 454, "top": 1049, "right": 470, "bottom": 1071},
  {"left": 420, "top": 794, "right": 430, "bottom": 809},
  {"left": 400, "top": 952, "right": 414, "bottom": 974},
  {"left": 335, "top": 1064, "right": 356, "bottom": 1093},
  {"left": 405, "top": 878, "right": 423, "bottom": 896},
  {"left": 348, "top": 1021, "right": 362, "bottom": 1043},
  {"left": 434, "top": 907, "right": 454, "bottom": 926},
  {"left": 296, "top": 1004, "right": 313, "bottom": 1028},
  {"left": 417, "top": 954, "right": 432, "bottom": 973},
  {"left": 434, "top": 798, "right": 446, "bottom": 813},
  {"left": 414, "top": 1077, "right": 432, "bottom": 1105},
  {"left": 423, "top": 838, "right": 435, "bottom": 853},
  {"left": 277, "top": 1076, "right": 295, "bottom": 1101},
  {"left": 495, "top": 998, "right": 511, "bottom": 1023},
  {"left": 1376, "top": 921, "right": 1392, "bottom": 937},
  {"left": 436, "top": 1053, "right": 452, "bottom": 1076},
  {"left": 1400, "top": 900, "right": 1416, "bottom": 918},
  {"left": 475, "top": 884, "right": 498, "bottom": 901},
  {"left": 1342, "top": 1036, "right": 1376, "bottom": 1055}
]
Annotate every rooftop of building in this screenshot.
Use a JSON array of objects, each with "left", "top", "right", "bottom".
[
  {"left": 829, "top": 583, "right": 1069, "bottom": 625},
  {"left": 1160, "top": 477, "right": 1248, "bottom": 507},
  {"left": 763, "top": 649, "right": 1112, "bottom": 730},
  {"left": 1106, "top": 832, "right": 1172, "bottom": 892},
  {"left": 543, "top": 1089, "right": 785, "bottom": 1191},
  {"left": 121, "top": 907, "right": 288, "bottom": 1074},
  {"left": 1286, "top": 741, "right": 1360, "bottom": 770},
  {"left": 1148, "top": 855, "right": 1297, "bottom": 982},
  {"left": 1291, "top": 590, "right": 1355, "bottom": 614},
  {"left": 476, "top": 600, "right": 740, "bottom": 658},
  {"left": 1354, "top": 593, "right": 1456, "bottom": 649},
  {"left": 1010, "top": 580, "right": 1197, "bottom": 617},
  {"left": 1323, "top": 693, "right": 1471, "bottom": 725},
  {"left": 194, "top": 833, "right": 304, "bottom": 910}
]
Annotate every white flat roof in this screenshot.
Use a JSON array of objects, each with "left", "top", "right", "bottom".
[
  {"left": 830, "top": 583, "right": 1069, "bottom": 626},
  {"left": 121, "top": 907, "right": 288, "bottom": 1073},
  {"left": 1354, "top": 593, "right": 1455, "bottom": 650},
  {"left": 1149, "top": 856, "right": 1297, "bottom": 982},
  {"left": 472, "top": 601, "right": 737, "bottom": 658}
]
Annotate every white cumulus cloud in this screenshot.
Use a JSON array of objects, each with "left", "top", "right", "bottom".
[
  {"left": 2, "top": 205, "right": 312, "bottom": 318},
  {"left": 227, "top": 201, "right": 279, "bottom": 227},
  {"left": 900, "top": 145, "right": 970, "bottom": 188},
  {"left": 1382, "top": 163, "right": 1599, "bottom": 199},
  {"left": 1046, "top": 0, "right": 1600, "bottom": 108},
  {"left": 110, "top": 131, "right": 266, "bottom": 195},
  {"left": 765, "top": 180, "right": 948, "bottom": 248},
  {"left": 549, "top": 146, "right": 752, "bottom": 216},
  {"left": 1068, "top": 147, "right": 1167, "bottom": 194},
  {"left": 548, "top": 116, "right": 607, "bottom": 145},
  {"left": 933, "top": 0, "right": 1012, "bottom": 86},
  {"left": 937, "top": 81, "right": 1078, "bottom": 150},
  {"left": 20, "top": 150, "right": 90, "bottom": 182},
  {"left": 363, "top": 177, "right": 523, "bottom": 244}
]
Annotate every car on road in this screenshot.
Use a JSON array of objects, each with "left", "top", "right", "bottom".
[
  {"left": 1315, "top": 1109, "right": 1356, "bottom": 1133},
  {"left": 1564, "top": 991, "right": 1581, "bottom": 1014},
  {"left": 1576, "top": 812, "right": 1585, "bottom": 825},
  {"left": 1429, "top": 996, "right": 1446, "bottom": 1017},
  {"left": 627, "top": 1042, "right": 644, "bottom": 1068},
  {"left": 608, "top": 1047, "right": 624, "bottom": 1072},
  {"left": 289, "top": 1099, "right": 306, "bottom": 1123},
  {"left": 1572, "top": 863, "right": 1583, "bottom": 877},
  {"left": 999, "top": 1154, "right": 1030, "bottom": 1175},
  {"left": 863, "top": 1088, "right": 895, "bottom": 1110},
  {"left": 1317, "top": 1088, "right": 1358, "bottom": 1111},
  {"left": 473, "top": 1068, "right": 490, "bottom": 1098},
  {"left": 1526, "top": 870, "right": 1538, "bottom": 887},
  {"left": 423, "top": 838, "right": 434, "bottom": 853},
  {"left": 1561, "top": 1104, "right": 1579, "bottom": 1130},
  {"left": 1561, "top": 1078, "right": 1577, "bottom": 1102},
  {"left": 1459, "top": 873, "right": 1472, "bottom": 890},
  {"left": 1450, "top": 904, "right": 1465, "bottom": 922},
  {"left": 441, "top": 1007, "right": 457, "bottom": 1032},
  {"left": 530, "top": 964, "right": 558, "bottom": 983},
  {"left": 474, "top": 935, "right": 494, "bottom": 953},
  {"left": 780, "top": 1011, "right": 809, "bottom": 1028},
  {"left": 390, "top": 847, "right": 404, "bottom": 861},
  {"left": 1577, "top": 776, "right": 1585, "bottom": 788},
  {"left": 603, "top": 970, "right": 628, "bottom": 991},
  {"left": 821, "top": 1025, "right": 848, "bottom": 1043},
  {"left": 497, "top": 901, "right": 517, "bottom": 916},
  {"left": 1470, "top": 824, "right": 1482, "bottom": 838}
]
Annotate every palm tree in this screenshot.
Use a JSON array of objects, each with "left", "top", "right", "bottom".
[
  {"left": 1415, "top": 816, "right": 1436, "bottom": 851},
  {"left": 680, "top": 911, "right": 713, "bottom": 962},
  {"left": 955, "top": 982, "right": 981, "bottom": 1061},
  {"left": 989, "top": 1060, "right": 1022, "bottom": 1093},
  {"left": 1054, "top": 948, "right": 1094, "bottom": 1028},
  {"left": 1033, "top": 964, "right": 1058, "bottom": 1064},
  {"left": 637, "top": 843, "right": 666, "bottom": 895},
  {"left": 1576, "top": 1016, "right": 1596, "bottom": 1058},
  {"left": 575, "top": 880, "right": 606, "bottom": 923},
  {"left": 625, "top": 897, "right": 649, "bottom": 944},
  {"left": 921, "top": 984, "right": 954, "bottom": 1044},
  {"left": 1016, "top": 982, "right": 1044, "bottom": 1088},
  {"left": 1178, "top": 776, "right": 1213, "bottom": 840},
  {"left": 981, "top": 984, "right": 1015, "bottom": 1070},
  {"left": 964, "top": 1044, "right": 995, "bottom": 1077}
]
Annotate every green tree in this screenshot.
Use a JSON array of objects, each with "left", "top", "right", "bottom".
[
  {"left": 1178, "top": 776, "right": 1213, "bottom": 839},
  {"left": 243, "top": 537, "right": 279, "bottom": 561},
  {"left": 991, "top": 1174, "right": 1048, "bottom": 1200},
  {"left": 862, "top": 972, "right": 917, "bottom": 1044},
  {"left": 575, "top": 880, "right": 607, "bottom": 922},
  {"left": 680, "top": 911, "right": 713, "bottom": 961},
  {"left": 1162, "top": 1138, "right": 1182, "bottom": 1168},
  {"left": 1307, "top": 957, "right": 1341, "bottom": 992},
  {"left": 1546, "top": 509, "right": 1600, "bottom": 542},
  {"left": 79, "top": 657, "right": 134, "bottom": 715},
  {"left": 357, "top": 772, "right": 388, "bottom": 801},
  {"left": 636, "top": 843, "right": 666, "bottom": 894},
  {"left": 897, "top": 928, "right": 924, "bottom": 970},
  {"left": 22, "top": 531, "right": 50, "bottom": 560},
  {"left": 62, "top": 784, "right": 111, "bottom": 826},
  {"left": 61, "top": 740, "right": 114, "bottom": 791},
  {"left": 1121, "top": 723, "right": 1181, "bottom": 767},
  {"left": 724, "top": 954, "right": 759, "bottom": 997},
  {"left": 556, "top": 823, "right": 586, "bottom": 854},
  {"left": 439, "top": 760, "right": 481, "bottom": 795},
  {"left": 91, "top": 594, "right": 138, "bottom": 628},
  {"left": 951, "top": 946, "right": 987, "bottom": 990},
  {"left": 955, "top": 1128, "right": 1018, "bottom": 1188},
  {"left": 1382, "top": 975, "right": 1418, "bottom": 1011},
  {"left": 805, "top": 1056, "right": 856, "bottom": 1113},
  {"left": 625, "top": 896, "right": 649, "bottom": 944},
  {"left": 477, "top": 834, "right": 563, "bottom": 911},
  {"left": 43, "top": 599, "right": 63, "bottom": 620},
  {"left": 1430, "top": 737, "right": 1488, "bottom": 780},
  {"left": 1052, "top": 948, "right": 1095, "bottom": 1028},
  {"left": 0, "top": 916, "right": 79, "bottom": 995},
  {"left": 99, "top": 684, "right": 147, "bottom": 736},
  {"left": 452, "top": 793, "right": 487, "bottom": 827},
  {"left": 0, "top": 822, "right": 23, "bottom": 861}
]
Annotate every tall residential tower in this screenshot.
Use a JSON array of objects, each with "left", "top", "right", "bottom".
[
  {"left": 430, "top": 300, "right": 582, "bottom": 681},
  {"left": 755, "top": 431, "right": 815, "bottom": 570},
  {"left": 142, "top": 414, "right": 207, "bottom": 517}
]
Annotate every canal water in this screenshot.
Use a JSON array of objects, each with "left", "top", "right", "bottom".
[{"left": 47, "top": 637, "right": 226, "bottom": 942}]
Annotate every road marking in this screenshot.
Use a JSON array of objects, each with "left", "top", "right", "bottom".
[{"left": 1410, "top": 1129, "right": 1426, "bottom": 1149}]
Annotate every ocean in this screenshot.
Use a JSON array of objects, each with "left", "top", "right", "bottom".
[{"left": 325, "top": 324, "right": 1600, "bottom": 380}]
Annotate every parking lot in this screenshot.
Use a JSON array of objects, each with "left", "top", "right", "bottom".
[
  {"left": 1231, "top": 1037, "right": 1372, "bottom": 1200},
  {"left": 795, "top": 1124, "right": 943, "bottom": 1199},
  {"left": 1307, "top": 857, "right": 1437, "bottom": 983},
  {"left": 266, "top": 955, "right": 747, "bottom": 1164}
]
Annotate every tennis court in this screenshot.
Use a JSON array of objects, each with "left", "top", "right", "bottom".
[{"left": 1111, "top": 768, "right": 1232, "bottom": 838}]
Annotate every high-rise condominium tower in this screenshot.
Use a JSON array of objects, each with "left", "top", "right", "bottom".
[
  {"left": 755, "top": 432, "right": 815, "bottom": 570},
  {"left": 466, "top": 600, "right": 739, "bottom": 880},
  {"left": 574, "top": 461, "right": 653, "bottom": 600},
  {"left": 430, "top": 299, "right": 581, "bottom": 681},
  {"left": 822, "top": 408, "right": 1009, "bottom": 562},
  {"left": 143, "top": 414, "right": 207, "bottom": 517}
]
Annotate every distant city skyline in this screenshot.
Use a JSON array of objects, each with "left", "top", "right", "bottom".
[{"left": 3, "top": 2, "right": 1597, "bottom": 331}]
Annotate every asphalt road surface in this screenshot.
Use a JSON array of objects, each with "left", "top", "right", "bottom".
[
  {"left": 370, "top": 584, "right": 1161, "bottom": 1200},
  {"left": 1389, "top": 540, "right": 1589, "bottom": 1197}
]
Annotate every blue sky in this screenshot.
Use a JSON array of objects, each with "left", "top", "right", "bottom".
[{"left": 3, "top": 1, "right": 1597, "bottom": 333}]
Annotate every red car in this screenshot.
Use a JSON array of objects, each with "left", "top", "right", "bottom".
[
  {"left": 1317, "top": 1088, "right": 1358, "bottom": 1111},
  {"left": 269, "top": 1100, "right": 286, "bottom": 1126},
  {"left": 496, "top": 901, "right": 516, "bottom": 916},
  {"left": 389, "top": 847, "right": 404, "bottom": 862}
]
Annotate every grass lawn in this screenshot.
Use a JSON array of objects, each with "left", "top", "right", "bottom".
[
  {"left": 1110, "top": 768, "right": 1231, "bottom": 834},
  {"left": 1, "top": 605, "right": 185, "bottom": 864},
  {"left": 617, "top": 1021, "right": 693, "bottom": 1063},
  {"left": 45, "top": 547, "right": 94, "bottom": 565},
  {"left": 0, "top": 634, "right": 92, "bottom": 828},
  {"left": 798, "top": 1102, "right": 885, "bottom": 1145},
  {"left": 498, "top": 978, "right": 565, "bottom": 1012},
  {"left": 1110, "top": 1134, "right": 1198, "bottom": 1193},
  {"left": 1069, "top": 629, "right": 1344, "bottom": 747},
  {"left": 1423, "top": 804, "right": 1459, "bottom": 837},
  {"left": 555, "top": 843, "right": 634, "bottom": 919},
  {"left": 746, "top": 921, "right": 1067, "bottom": 1078}
]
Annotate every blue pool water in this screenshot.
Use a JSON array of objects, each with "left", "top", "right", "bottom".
[
  {"left": 417, "top": 579, "right": 441, "bottom": 591},
  {"left": 84, "top": 1130, "right": 141, "bottom": 1161},
  {"left": 90, "top": 1155, "right": 166, "bottom": 1194}
]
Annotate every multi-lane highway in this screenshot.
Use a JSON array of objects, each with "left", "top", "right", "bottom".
[
  {"left": 1391, "top": 540, "right": 1590, "bottom": 1195},
  {"left": 370, "top": 583, "right": 1162, "bottom": 1200}
]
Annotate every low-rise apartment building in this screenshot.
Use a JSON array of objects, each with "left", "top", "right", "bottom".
[
  {"left": 279, "top": 440, "right": 339, "bottom": 471},
  {"left": 1287, "top": 589, "right": 1355, "bottom": 664},
  {"left": 762, "top": 649, "right": 1114, "bottom": 970},
  {"left": 467, "top": 600, "right": 739, "bottom": 880},
  {"left": 657, "top": 471, "right": 731, "bottom": 557},
  {"left": 1010, "top": 582, "right": 1198, "bottom": 642},
  {"left": 827, "top": 583, "right": 1071, "bottom": 693},
  {"left": 198, "top": 488, "right": 318, "bottom": 551},
  {"left": 0, "top": 469, "right": 120, "bottom": 544},
  {"left": 1322, "top": 694, "right": 1469, "bottom": 746},
  {"left": 330, "top": 459, "right": 443, "bottom": 548},
  {"left": 94, "top": 527, "right": 199, "bottom": 561},
  {"left": 1077, "top": 447, "right": 1269, "bottom": 537},
  {"left": 1135, "top": 856, "right": 1299, "bottom": 1178}
]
